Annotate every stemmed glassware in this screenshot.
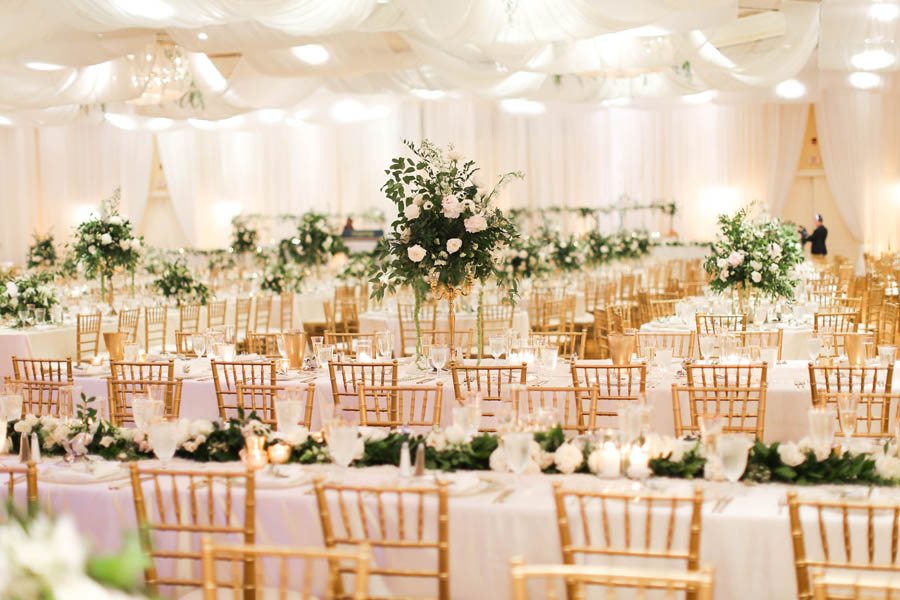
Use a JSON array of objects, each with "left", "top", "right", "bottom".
[
  {"left": 452, "top": 391, "right": 482, "bottom": 440},
  {"left": 190, "top": 333, "right": 207, "bottom": 358},
  {"left": 808, "top": 406, "right": 835, "bottom": 456},
  {"left": 327, "top": 419, "right": 359, "bottom": 470},
  {"left": 489, "top": 336, "right": 506, "bottom": 362},
  {"left": 502, "top": 428, "right": 534, "bottom": 486},
  {"left": 429, "top": 345, "right": 449, "bottom": 375},
  {"left": 274, "top": 392, "right": 304, "bottom": 435},
  {"left": 133, "top": 393, "right": 164, "bottom": 431},
  {"left": 147, "top": 418, "right": 179, "bottom": 466},
  {"left": 375, "top": 331, "right": 393, "bottom": 361},
  {"left": 716, "top": 434, "right": 753, "bottom": 483},
  {"left": 316, "top": 344, "right": 334, "bottom": 373},
  {"left": 537, "top": 345, "right": 558, "bottom": 385},
  {"left": 836, "top": 394, "right": 859, "bottom": 449},
  {"left": 807, "top": 334, "right": 823, "bottom": 364}
]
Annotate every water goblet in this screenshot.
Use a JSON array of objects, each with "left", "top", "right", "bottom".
[
  {"left": 33, "top": 308, "right": 46, "bottom": 325},
  {"left": 836, "top": 393, "right": 859, "bottom": 449},
  {"left": 316, "top": 344, "right": 334, "bottom": 372},
  {"left": 616, "top": 401, "right": 642, "bottom": 446},
  {"left": 808, "top": 406, "right": 835, "bottom": 456},
  {"left": 538, "top": 345, "right": 558, "bottom": 384},
  {"left": 356, "top": 340, "right": 374, "bottom": 363},
  {"left": 698, "top": 413, "right": 724, "bottom": 458},
  {"left": 429, "top": 345, "right": 449, "bottom": 373},
  {"left": 375, "top": 331, "right": 393, "bottom": 360},
  {"left": 274, "top": 396, "right": 304, "bottom": 435},
  {"left": 133, "top": 395, "right": 164, "bottom": 431},
  {"left": 147, "top": 419, "right": 179, "bottom": 466},
  {"left": 489, "top": 336, "right": 506, "bottom": 362},
  {"left": 699, "top": 335, "right": 716, "bottom": 361},
  {"left": 327, "top": 421, "right": 359, "bottom": 469},
  {"left": 191, "top": 334, "right": 207, "bottom": 358},
  {"left": 807, "top": 334, "right": 823, "bottom": 363},
  {"left": 716, "top": 434, "right": 753, "bottom": 483},
  {"left": 502, "top": 428, "right": 534, "bottom": 478}
]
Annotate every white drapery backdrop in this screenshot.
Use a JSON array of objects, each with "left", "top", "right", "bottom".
[{"left": 0, "top": 99, "right": 814, "bottom": 262}]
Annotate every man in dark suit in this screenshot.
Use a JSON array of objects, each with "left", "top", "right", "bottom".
[{"left": 800, "top": 214, "right": 828, "bottom": 257}]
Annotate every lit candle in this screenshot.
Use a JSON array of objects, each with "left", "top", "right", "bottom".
[
  {"left": 626, "top": 445, "right": 651, "bottom": 480},
  {"left": 240, "top": 434, "right": 269, "bottom": 470},
  {"left": 267, "top": 441, "right": 291, "bottom": 464},
  {"left": 597, "top": 441, "right": 621, "bottom": 478},
  {"left": 91, "top": 355, "right": 103, "bottom": 367}
]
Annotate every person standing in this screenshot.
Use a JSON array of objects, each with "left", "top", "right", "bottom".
[{"left": 800, "top": 214, "right": 828, "bottom": 259}]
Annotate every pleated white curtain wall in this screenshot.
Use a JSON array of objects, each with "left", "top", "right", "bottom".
[{"left": 0, "top": 99, "right": 812, "bottom": 261}]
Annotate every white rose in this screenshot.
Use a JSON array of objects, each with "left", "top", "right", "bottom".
[
  {"left": 404, "top": 203, "right": 421, "bottom": 220},
  {"left": 769, "top": 264, "right": 778, "bottom": 273},
  {"left": 190, "top": 419, "right": 214, "bottom": 438},
  {"left": 100, "top": 233, "right": 113, "bottom": 245},
  {"left": 875, "top": 455, "right": 900, "bottom": 480},
  {"left": 407, "top": 245, "right": 426, "bottom": 263},
  {"left": 727, "top": 251, "right": 745, "bottom": 267},
  {"left": 489, "top": 447, "right": 507, "bottom": 472},
  {"left": 88, "top": 245, "right": 97, "bottom": 255},
  {"left": 518, "top": 250, "right": 528, "bottom": 259},
  {"left": 441, "top": 195, "right": 463, "bottom": 219},
  {"left": 99, "top": 435, "right": 114, "bottom": 448},
  {"left": 183, "top": 440, "right": 199, "bottom": 453},
  {"left": 448, "top": 149, "right": 463, "bottom": 161},
  {"left": 601, "top": 245, "right": 610, "bottom": 254},
  {"left": 777, "top": 441, "right": 806, "bottom": 467},
  {"left": 359, "top": 426, "right": 388, "bottom": 443},
  {"left": 444, "top": 424, "right": 467, "bottom": 446},
  {"left": 283, "top": 426, "right": 309, "bottom": 446},
  {"left": 751, "top": 271, "right": 762, "bottom": 283},
  {"left": 108, "top": 215, "right": 123, "bottom": 225},
  {"left": 768, "top": 243, "right": 782, "bottom": 259},
  {"left": 446, "top": 238, "right": 462, "bottom": 254},
  {"left": 539, "top": 450, "right": 555, "bottom": 470},
  {"left": 554, "top": 443, "right": 583, "bottom": 474},
  {"left": 750, "top": 260, "right": 762, "bottom": 271},
  {"left": 719, "top": 268, "right": 730, "bottom": 281},
  {"left": 5, "top": 282, "right": 17, "bottom": 297},
  {"left": 523, "top": 460, "right": 541, "bottom": 474},
  {"left": 305, "top": 234, "right": 312, "bottom": 244},
  {"left": 130, "top": 238, "right": 141, "bottom": 250},
  {"left": 464, "top": 214, "right": 488, "bottom": 233},
  {"left": 352, "top": 438, "right": 365, "bottom": 461},
  {"left": 426, "top": 429, "right": 448, "bottom": 451}
]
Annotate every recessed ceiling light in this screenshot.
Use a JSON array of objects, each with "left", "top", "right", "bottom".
[
  {"left": 291, "top": 44, "right": 329, "bottom": 65},
  {"left": 411, "top": 88, "right": 446, "bottom": 100},
  {"left": 775, "top": 79, "right": 806, "bottom": 99},
  {"left": 851, "top": 48, "right": 896, "bottom": 70},
  {"left": 870, "top": 1, "right": 899, "bottom": 22},
  {"left": 499, "top": 98, "right": 545, "bottom": 115},
  {"left": 682, "top": 90, "right": 715, "bottom": 104},
  {"left": 115, "top": 0, "right": 174, "bottom": 20},
  {"left": 197, "top": 32, "right": 208, "bottom": 41},
  {"left": 848, "top": 71, "right": 882, "bottom": 89},
  {"left": 25, "top": 61, "right": 65, "bottom": 71}
]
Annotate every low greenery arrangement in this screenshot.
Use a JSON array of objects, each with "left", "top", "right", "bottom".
[
  {"left": 152, "top": 260, "right": 210, "bottom": 306},
  {"left": 26, "top": 233, "right": 57, "bottom": 269},
  {"left": 259, "top": 260, "right": 304, "bottom": 294},
  {"left": 231, "top": 216, "right": 259, "bottom": 254},
  {"left": 540, "top": 228, "right": 583, "bottom": 273},
  {"left": 495, "top": 236, "right": 550, "bottom": 284},
  {"left": 0, "top": 271, "right": 58, "bottom": 326}
]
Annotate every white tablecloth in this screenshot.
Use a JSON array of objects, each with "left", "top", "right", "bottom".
[{"left": 10, "top": 456, "right": 900, "bottom": 600}]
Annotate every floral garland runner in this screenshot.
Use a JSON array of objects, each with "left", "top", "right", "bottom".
[
  {"left": 0, "top": 271, "right": 58, "bottom": 327},
  {"left": 6, "top": 399, "right": 900, "bottom": 486}
]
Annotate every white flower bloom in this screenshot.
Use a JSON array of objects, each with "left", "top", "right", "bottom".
[
  {"left": 777, "top": 441, "right": 806, "bottom": 467},
  {"left": 601, "top": 245, "right": 610, "bottom": 254},
  {"left": 518, "top": 250, "right": 527, "bottom": 259},
  {"left": 719, "top": 268, "right": 730, "bottom": 281},
  {"left": 283, "top": 427, "right": 309, "bottom": 446},
  {"left": 448, "top": 149, "right": 463, "bottom": 161},
  {"left": 423, "top": 201, "right": 434, "bottom": 210},
  {"left": 441, "top": 195, "right": 463, "bottom": 219},
  {"left": 88, "top": 245, "right": 97, "bottom": 255},
  {"left": 426, "top": 429, "right": 448, "bottom": 451},
  {"left": 727, "top": 251, "right": 745, "bottom": 267},
  {"left": 446, "top": 238, "right": 462, "bottom": 254},
  {"left": 99, "top": 436, "right": 114, "bottom": 448},
  {"left": 464, "top": 214, "right": 488, "bottom": 233},
  {"left": 352, "top": 438, "right": 365, "bottom": 461},
  {"left": 489, "top": 447, "right": 507, "bottom": 472},
  {"left": 182, "top": 440, "right": 199, "bottom": 453},
  {"left": 769, "top": 264, "right": 778, "bottom": 273},
  {"left": 444, "top": 424, "right": 467, "bottom": 446},
  {"left": 461, "top": 199, "right": 475, "bottom": 212},
  {"left": 750, "top": 260, "right": 762, "bottom": 271},
  {"left": 554, "top": 443, "right": 583, "bottom": 474},
  {"left": 407, "top": 245, "right": 426, "bottom": 263},
  {"left": 404, "top": 203, "right": 421, "bottom": 220},
  {"left": 751, "top": 271, "right": 762, "bottom": 283},
  {"left": 130, "top": 238, "right": 141, "bottom": 250},
  {"left": 875, "top": 454, "right": 900, "bottom": 480},
  {"left": 413, "top": 194, "right": 425, "bottom": 206},
  {"left": 5, "top": 282, "right": 17, "bottom": 297},
  {"left": 305, "top": 234, "right": 312, "bottom": 244},
  {"left": 359, "top": 426, "right": 388, "bottom": 443},
  {"left": 100, "top": 233, "right": 113, "bottom": 245},
  {"left": 108, "top": 215, "right": 123, "bottom": 225},
  {"left": 768, "top": 243, "right": 782, "bottom": 259},
  {"left": 538, "top": 450, "right": 555, "bottom": 470},
  {"left": 190, "top": 420, "right": 214, "bottom": 438}
]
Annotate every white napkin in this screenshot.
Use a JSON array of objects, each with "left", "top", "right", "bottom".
[
  {"left": 177, "top": 358, "right": 211, "bottom": 376},
  {"left": 38, "top": 460, "right": 125, "bottom": 484}
]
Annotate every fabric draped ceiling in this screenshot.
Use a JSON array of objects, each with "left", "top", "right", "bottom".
[{"left": 0, "top": 99, "right": 817, "bottom": 262}]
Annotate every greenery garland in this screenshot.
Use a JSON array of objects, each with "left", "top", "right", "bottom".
[{"left": 509, "top": 200, "right": 677, "bottom": 218}]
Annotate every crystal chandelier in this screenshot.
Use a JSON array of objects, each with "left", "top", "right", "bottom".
[{"left": 127, "top": 41, "right": 190, "bottom": 105}]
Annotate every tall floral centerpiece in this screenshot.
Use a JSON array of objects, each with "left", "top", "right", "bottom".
[
  {"left": 372, "top": 140, "right": 522, "bottom": 363},
  {"left": 283, "top": 212, "right": 348, "bottom": 278},
  {"left": 152, "top": 259, "right": 210, "bottom": 306},
  {"left": 703, "top": 206, "right": 804, "bottom": 312},
  {"left": 72, "top": 188, "right": 142, "bottom": 305},
  {"left": 540, "top": 227, "right": 583, "bottom": 273}
]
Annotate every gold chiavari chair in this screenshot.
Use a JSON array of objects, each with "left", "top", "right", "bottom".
[
  {"left": 636, "top": 332, "right": 695, "bottom": 359},
  {"left": 397, "top": 303, "right": 438, "bottom": 357},
  {"left": 686, "top": 362, "right": 769, "bottom": 387},
  {"left": 808, "top": 363, "right": 894, "bottom": 407},
  {"left": 592, "top": 308, "right": 610, "bottom": 359},
  {"left": 480, "top": 303, "right": 515, "bottom": 355},
  {"left": 179, "top": 303, "right": 202, "bottom": 334},
  {"left": 820, "top": 392, "right": 900, "bottom": 439},
  {"left": 552, "top": 484, "right": 705, "bottom": 585},
  {"left": 279, "top": 291, "right": 294, "bottom": 331},
  {"left": 207, "top": 298, "right": 227, "bottom": 329},
  {"left": 877, "top": 302, "right": 898, "bottom": 346},
  {"left": 246, "top": 332, "right": 282, "bottom": 358},
  {"left": 812, "top": 571, "right": 900, "bottom": 600},
  {"left": 76, "top": 312, "right": 102, "bottom": 364},
  {"left": 111, "top": 359, "right": 175, "bottom": 381},
  {"left": 814, "top": 311, "right": 860, "bottom": 333},
  {"left": 695, "top": 313, "right": 747, "bottom": 334},
  {"left": 523, "top": 386, "right": 597, "bottom": 435},
  {"left": 324, "top": 300, "right": 360, "bottom": 335},
  {"left": 313, "top": 479, "right": 451, "bottom": 600},
  {"left": 358, "top": 383, "right": 443, "bottom": 430},
  {"left": 253, "top": 294, "right": 272, "bottom": 334},
  {"left": 11, "top": 356, "right": 72, "bottom": 381},
  {"left": 672, "top": 383, "right": 767, "bottom": 439},
  {"left": 201, "top": 540, "right": 371, "bottom": 600},
  {"left": 509, "top": 560, "right": 714, "bottom": 600},
  {"left": 144, "top": 305, "right": 168, "bottom": 353},
  {"left": 649, "top": 298, "right": 680, "bottom": 320},
  {"left": 420, "top": 329, "right": 474, "bottom": 360},
  {"left": 1, "top": 462, "right": 38, "bottom": 514},
  {"left": 324, "top": 332, "right": 377, "bottom": 359},
  {"left": 234, "top": 383, "right": 314, "bottom": 427},
  {"left": 174, "top": 331, "right": 198, "bottom": 356},
  {"left": 607, "top": 303, "right": 635, "bottom": 333},
  {"left": 735, "top": 329, "right": 784, "bottom": 360},
  {"left": 450, "top": 364, "right": 527, "bottom": 432},
  {"left": 327, "top": 361, "right": 398, "bottom": 420},
  {"left": 535, "top": 297, "right": 577, "bottom": 334},
  {"left": 7, "top": 379, "right": 76, "bottom": 417},
  {"left": 618, "top": 273, "right": 638, "bottom": 302},
  {"left": 234, "top": 297, "right": 253, "bottom": 346},
  {"left": 118, "top": 307, "right": 141, "bottom": 343},
  {"left": 107, "top": 379, "right": 182, "bottom": 427},
  {"left": 787, "top": 492, "right": 900, "bottom": 600},
  {"left": 570, "top": 363, "right": 647, "bottom": 395},
  {"left": 529, "top": 331, "right": 586, "bottom": 361},
  {"left": 210, "top": 360, "right": 277, "bottom": 422},
  {"left": 129, "top": 464, "right": 256, "bottom": 598}
]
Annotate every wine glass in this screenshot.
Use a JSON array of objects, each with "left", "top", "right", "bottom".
[
  {"left": 453, "top": 390, "right": 482, "bottom": 440},
  {"left": 806, "top": 334, "right": 823, "bottom": 363},
  {"left": 327, "top": 421, "right": 359, "bottom": 469},
  {"left": 616, "top": 401, "right": 642, "bottom": 446},
  {"left": 356, "top": 340, "right": 374, "bottom": 362},
  {"left": 316, "top": 344, "right": 334, "bottom": 372},
  {"left": 430, "top": 345, "right": 449, "bottom": 373},
  {"left": 133, "top": 395, "right": 164, "bottom": 431},
  {"left": 375, "top": 331, "right": 393, "bottom": 361},
  {"left": 699, "top": 335, "right": 715, "bottom": 361},
  {"left": 538, "top": 345, "right": 558, "bottom": 385},
  {"left": 190, "top": 334, "right": 206, "bottom": 358},
  {"left": 147, "top": 419, "right": 179, "bottom": 466},
  {"left": 274, "top": 396, "right": 304, "bottom": 435},
  {"left": 808, "top": 406, "right": 835, "bottom": 456},
  {"left": 716, "top": 434, "right": 752, "bottom": 483},
  {"left": 311, "top": 336, "right": 324, "bottom": 357},
  {"left": 837, "top": 394, "right": 859, "bottom": 449},
  {"left": 503, "top": 429, "right": 534, "bottom": 488},
  {"left": 489, "top": 336, "right": 506, "bottom": 362}
]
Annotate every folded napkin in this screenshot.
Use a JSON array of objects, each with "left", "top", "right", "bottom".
[
  {"left": 38, "top": 460, "right": 125, "bottom": 484},
  {"left": 177, "top": 358, "right": 211, "bottom": 376}
]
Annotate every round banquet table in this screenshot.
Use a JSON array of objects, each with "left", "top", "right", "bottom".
[
  {"left": 68, "top": 358, "right": 899, "bottom": 444},
  {"left": 359, "top": 309, "right": 530, "bottom": 357},
  {"left": 9, "top": 455, "right": 900, "bottom": 600},
  {"left": 640, "top": 315, "right": 815, "bottom": 361}
]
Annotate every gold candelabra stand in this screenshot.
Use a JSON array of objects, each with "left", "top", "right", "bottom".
[{"left": 427, "top": 273, "right": 474, "bottom": 354}]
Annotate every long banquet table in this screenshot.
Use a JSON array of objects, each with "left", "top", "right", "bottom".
[
  {"left": 68, "top": 358, "right": 898, "bottom": 443},
  {"left": 10, "top": 455, "right": 900, "bottom": 600}
]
